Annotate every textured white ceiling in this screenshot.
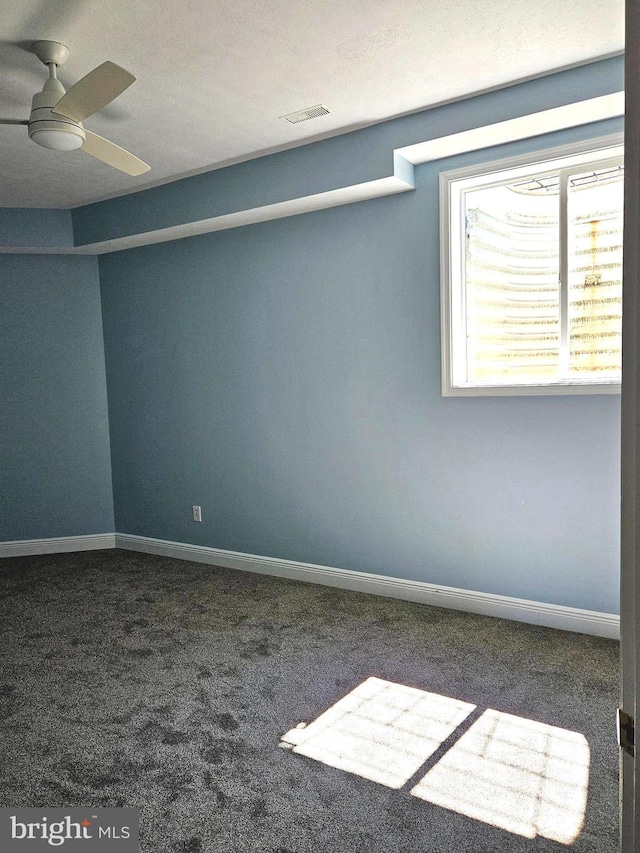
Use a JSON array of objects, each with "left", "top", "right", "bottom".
[{"left": 0, "top": 0, "right": 624, "bottom": 208}]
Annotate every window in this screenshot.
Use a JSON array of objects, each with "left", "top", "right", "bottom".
[{"left": 440, "top": 136, "right": 624, "bottom": 395}]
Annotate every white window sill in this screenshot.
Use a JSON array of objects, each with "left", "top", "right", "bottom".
[{"left": 443, "top": 382, "right": 622, "bottom": 397}]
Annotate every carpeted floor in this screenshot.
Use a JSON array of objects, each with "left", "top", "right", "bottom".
[{"left": 0, "top": 549, "right": 619, "bottom": 852}]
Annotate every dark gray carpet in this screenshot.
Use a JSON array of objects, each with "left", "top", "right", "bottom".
[{"left": 0, "top": 549, "right": 619, "bottom": 852}]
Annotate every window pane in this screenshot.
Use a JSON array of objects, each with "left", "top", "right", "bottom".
[
  {"left": 567, "top": 165, "right": 623, "bottom": 378},
  {"left": 464, "top": 180, "right": 560, "bottom": 384}
]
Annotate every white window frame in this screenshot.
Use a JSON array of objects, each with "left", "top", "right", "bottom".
[{"left": 440, "top": 133, "right": 624, "bottom": 396}]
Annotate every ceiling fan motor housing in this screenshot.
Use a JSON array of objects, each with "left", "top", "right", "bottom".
[{"left": 28, "top": 76, "right": 85, "bottom": 151}]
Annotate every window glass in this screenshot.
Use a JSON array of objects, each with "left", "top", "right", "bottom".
[
  {"left": 464, "top": 179, "right": 560, "bottom": 384},
  {"left": 567, "top": 165, "right": 624, "bottom": 378},
  {"left": 441, "top": 141, "right": 624, "bottom": 395}
]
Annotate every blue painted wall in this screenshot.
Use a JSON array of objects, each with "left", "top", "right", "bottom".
[
  {"left": 99, "top": 116, "right": 621, "bottom": 613},
  {"left": 0, "top": 208, "right": 73, "bottom": 248},
  {"left": 0, "top": 255, "right": 114, "bottom": 539},
  {"left": 0, "top": 57, "right": 621, "bottom": 614}
]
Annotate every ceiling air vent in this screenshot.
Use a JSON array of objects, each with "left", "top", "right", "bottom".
[{"left": 280, "top": 105, "right": 332, "bottom": 124}]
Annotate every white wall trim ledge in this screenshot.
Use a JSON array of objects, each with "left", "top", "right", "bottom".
[
  {"left": 0, "top": 533, "right": 116, "bottom": 558},
  {"left": 0, "top": 176, "right": 415, "bottom": 256},
  {"left": 115, "top": 534, "right": 620, "bottom": 639},
  {"left": 0, "top": 93, "right": 622, "bottom": 257}
]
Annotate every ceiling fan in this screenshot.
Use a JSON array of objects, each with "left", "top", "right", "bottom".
[{"left": 0, "top": 40, "right": 149, "bottom": 176}]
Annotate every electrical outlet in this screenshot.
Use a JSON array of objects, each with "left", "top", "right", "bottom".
[{"left": 192, "top": 505, "right": 202, "bottom": 522}]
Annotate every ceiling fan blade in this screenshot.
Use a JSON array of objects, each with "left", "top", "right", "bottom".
[
  {"left": 82, "top": 129, "right": 150, "bottom": 176},
  {"left": 0, "top": 118, "right": 28, "bottom": 125},
  {"left": 52, "top": 61, "right": 135, "bottom": 123}
]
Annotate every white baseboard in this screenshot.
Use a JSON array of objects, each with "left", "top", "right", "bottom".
[
  {"left": 115, "top": 533, "right": 620, "bottom": 639},
  {"left": 0, "top": 533, "right": 116, "bottom": 558},
  {"left": 2, "top": 531, "right": 618, "bottom": 639}
]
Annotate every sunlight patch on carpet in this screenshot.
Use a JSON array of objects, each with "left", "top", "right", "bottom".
[
  {"left": 281, "top": 678, "right": 590, "bottom": 844},
  {"left": 280, "top": 676, "right": 475, "bottom": 788},
  {"left": 411, "top": 708, "right": 590, "bottom": 844}
]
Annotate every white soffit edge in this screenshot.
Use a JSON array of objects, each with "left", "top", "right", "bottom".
[
  {"left": 0, "top": 92, "right": 624, "bottom": 256},
  {"left": 75, "top": 175, "right": 415, "bottom": 255},
  {"left": 396, "top": 92, "right": 624, "bottom": 164}
]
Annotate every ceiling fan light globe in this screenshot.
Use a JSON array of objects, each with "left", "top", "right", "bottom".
[{"left": 30, "top": 127, "right": 84, "bottom": 151}]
